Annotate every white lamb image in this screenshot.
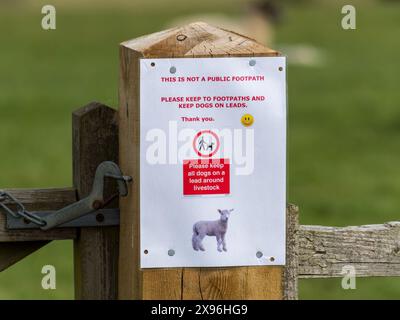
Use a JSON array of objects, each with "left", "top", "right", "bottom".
[{"left": 192, "top": 209, "right": 234, "bottom": 252}]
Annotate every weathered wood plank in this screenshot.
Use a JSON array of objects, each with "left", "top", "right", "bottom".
[
  {"left": 73, "top": 102, "right": 120, "bottom": 300},
  {"left": 0, "top": 241, "right": 49, "bottom": 272},
  {"left": 284, "top": 204, "right": 299, "bottom": 299},
  {"left": 298, "top": 222, "right": 400, "bottom": 278},
  {"left": 0, "top": 188, "right": 77, "bottom": 242},
  {"left": 179, "top": 205, "right": 298, "bottom": 300},
  {"left": 119, "top": 22, "right": 289, "bottom": 300}
]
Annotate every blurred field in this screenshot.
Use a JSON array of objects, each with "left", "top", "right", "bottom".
[{"left": 0, "top": 0, "right": 399, "bottom": 299}]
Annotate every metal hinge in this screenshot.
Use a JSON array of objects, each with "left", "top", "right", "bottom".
[{"left": 0, "top": 161, "right": 131, "bottom": 230}]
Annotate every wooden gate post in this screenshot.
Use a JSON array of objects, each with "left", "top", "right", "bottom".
[
  {"left": 73, "top": 102, "right": 120, "bottom": 299},
  {"left": 118, "top": 22, "right": 298, "bottom": 300}
]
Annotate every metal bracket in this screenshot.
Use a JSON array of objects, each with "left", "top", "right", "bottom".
[
  {"left": 2, "top": 161, "right": 131, "bottom": 230},
  {"left": 7, "top": 208, "right": 120, "bottom": 229}
]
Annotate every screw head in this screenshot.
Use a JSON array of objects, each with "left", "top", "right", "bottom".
[
  {"left": 176, "top": 34, "right": 187, "bottom": 41},
  {"left": 256, "top": 251, "right": 263, "bottom": 258},
  {"left": 170, "top": 66, "right": 177, "bottom": 74},
  {"left": 168, "top": 249, "right": 175, "bottom": 256}
]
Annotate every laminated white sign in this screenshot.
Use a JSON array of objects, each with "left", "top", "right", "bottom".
[{"left": 140, "top": 57, "right": 286, "bottom": 268}]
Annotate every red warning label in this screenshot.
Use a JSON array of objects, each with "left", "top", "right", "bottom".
[{"left": 183, "top": 159, "right": 230, "bottom": 195}]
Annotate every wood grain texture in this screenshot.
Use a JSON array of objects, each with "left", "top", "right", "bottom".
[
  {"left": 73, "top": 102, "right": 120, "bottom": 300},
  {"left": 118, "top": 22, "right": 289, "bottom": 300},
  {"left": 0, "top": 241, "right": 49, "bottom": 272},
  {"left": 0, "top": 188, "right": 77, "bottom": 242},
  {"left": 180, "top": 267, "right": 283, "bottom": 300},
  {"left": 298, "top": 222, "right": 400, "bottom": 278}
]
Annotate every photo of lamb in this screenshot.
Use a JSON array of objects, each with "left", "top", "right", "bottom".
[{"left": 192, "top": 209, "right": 234, "bottom": 252}]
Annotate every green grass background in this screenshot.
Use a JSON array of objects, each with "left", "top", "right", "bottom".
[{"left": 0, "top": 0, "right": 399, "bottom": 299}]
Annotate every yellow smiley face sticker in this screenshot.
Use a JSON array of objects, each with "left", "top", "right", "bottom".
[{"left": 241, "top": 114, "right": 254, "bottom": 127}]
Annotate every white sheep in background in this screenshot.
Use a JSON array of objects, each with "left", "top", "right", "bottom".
[{"left": 192, "top": 209, "right": 234, "bottom": 252}]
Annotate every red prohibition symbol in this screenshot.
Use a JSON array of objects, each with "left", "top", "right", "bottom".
[{"left": 193, "top": 130, "right": 220, "bottom": 158}]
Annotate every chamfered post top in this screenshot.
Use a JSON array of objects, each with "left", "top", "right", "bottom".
[{"left": 120, "top": 21, "right": 280, "bottom": 58}]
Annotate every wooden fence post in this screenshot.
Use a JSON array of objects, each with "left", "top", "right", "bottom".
[
  {"left": 118, "top": 22, "right": 296, "bottom": 300},
  {"left": 73, "top": 102, "right": 120, "bottom": 300}
]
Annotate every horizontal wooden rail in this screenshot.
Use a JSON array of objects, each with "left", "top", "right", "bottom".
[
  {"left": 0, "top": 188, "right": 77, "bottom": 242},
  {"left": 298, "top": 222, "right": 400, "bottom": 278}
]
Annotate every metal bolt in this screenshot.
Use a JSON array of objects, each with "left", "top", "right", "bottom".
[
  {"left": 249, "top": 60, "right": 256, "bottom": 66},
  {"left": 278, "top": 66, "right": 283, "bottom": 71},
  {"left": 144, "top": 249, "right": 149, "bottom": 254},
  {"left": 151, "top": 62, "right": 155, "bottom": 67},
  {"left": 256, "top": 251, "right": 263, "bottom": 258},
  {"left": 270, "top": 256, "right": 275, "bottom": 262},
  {"left": 168, "top": 249, "right": 175, "bottom": 256},
  {"left": 170, "top": 66, "right": 176, "bottom": 74},
  {"left": 176, "top": 34, "right": 187, "bottom": 41},
  {"left": 96, "top": 213, "right": 105, "bottom": 223}
]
